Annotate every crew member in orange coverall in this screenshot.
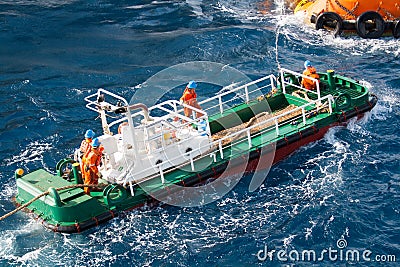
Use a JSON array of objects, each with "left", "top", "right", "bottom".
[
  {"left": 79, "top": 129, "right": 95, "bottom": 172},
  {"left": 82, "top": 137, "right": 102, "bottom": 194},
  {"left": 180, "top": 80, "right": 202, "bottom": 118},
  {"left": 301, "top": 60, "right": 320, "bottom": 90}
]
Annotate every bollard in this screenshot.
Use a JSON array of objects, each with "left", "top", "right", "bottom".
[
  {"left": 15, "top": 169, "right": 24, "bottom": 179},
  {"left": 72, "top": 162, "right": 82, "bottom": 184},
  {"left": 48, "top": 187, "right": 62, "bottom": 207},
  {"left": 327, "top": 70, "right": 336, "bottom": 91}
]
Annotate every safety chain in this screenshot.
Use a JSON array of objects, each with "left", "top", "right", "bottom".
[
  {"left": 334, "top": 0, "right": 359, "bottom": 19},
  {"left": 0, "top": 184, "right": 106, "bottom": 221},
  {"left": 378, "top": 7, "right": 395, "bottom": 20}
]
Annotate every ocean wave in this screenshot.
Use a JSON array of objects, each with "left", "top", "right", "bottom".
[
  {"left": 4, "top": 135, "right": 58, "bottom": 175},
  {"left": 275, "top": 12, "right": 400, "bottom": 58},
  {"left": 0, "top": 1, "right": 398, "bottom": 266},
  {"left": 0, "top": 0, "right": 77, "bottom": 8}
]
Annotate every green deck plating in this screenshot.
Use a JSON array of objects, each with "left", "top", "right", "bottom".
[{"left": 17, "top": 170, "right": 109, "bottom": 225}]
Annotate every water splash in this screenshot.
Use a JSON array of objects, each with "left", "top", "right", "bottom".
[{"left": 5, "top": 140, "right": 53, "bottom": 167}]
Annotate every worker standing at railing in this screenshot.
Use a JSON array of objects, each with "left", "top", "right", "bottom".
[
  {"left": 301, "top": 60, "right": 320, "bottom": 90},
  {"left": 82, "top": 138, "right": 103, "bottom": 194},
  {"left": 180, "top": 81, "right": 202, "bottom": 118},
  {"left": 75, "top": 129, "right": 95, "bottom": 174}
]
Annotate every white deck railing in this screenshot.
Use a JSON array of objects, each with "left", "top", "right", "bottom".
[
  {"left": 84, "top": 88, "right": 129, "bottom": 113},
  {"left": 85, "top": 71, "right": 334, "bottom": 188},
  {"left": 280, "top": 68, "right": 321, "bottom": 100},
  {"left": 122, "top": 94, "right": 334, "bottom": 187},
  {"left": 198, "top": 74, "right": 276, "bottom": 115}
]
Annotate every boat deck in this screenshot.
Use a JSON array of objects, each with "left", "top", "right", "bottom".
[
  {"left": 13, "top": 68, "right": 376, "bottom": 233},
  {"left": 284, "top": 73, "right": 368, "bottom": 102}
]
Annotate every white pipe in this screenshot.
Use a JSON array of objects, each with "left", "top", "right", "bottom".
[{"left": 127, "top": 103, "right": 153, "bottom": 122}]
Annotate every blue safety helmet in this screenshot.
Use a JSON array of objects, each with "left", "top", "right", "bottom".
[
  {"left": 304, "top": 60, "right": 312, "bottom": 68},
  {"left": 91, "top": 137, "right": 101, "bottom": 148},
  {"left": 187, "top": 81, "right": 197, "bottom": 89},
  {"left": 85, "top": 129, "right": 95, "bottom": 139}
]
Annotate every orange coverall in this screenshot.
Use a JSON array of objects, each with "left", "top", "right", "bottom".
[
  {"left": 180, "top": 88, "right": 202, "bottom": 118},
  {"left": 79, "top": 138, "right": 92, "bottom": 172},
  {"left": 80, "top": 138, "right": 92, "bottom": 155},
  {"left": 301, "top": 67, "right": 320, "bottom": 90},
  {"left": 82, "top": 147, "right": 102, "bottom": 194}
]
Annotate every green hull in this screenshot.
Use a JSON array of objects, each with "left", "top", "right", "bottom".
[{"left": 14, "top": 70, "right": 378, "bottom": 233}]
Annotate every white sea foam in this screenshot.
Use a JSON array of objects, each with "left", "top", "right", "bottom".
[
  {"left": 283, "top": 234, "right": 297, "bottom": 248},
  {"left": 16, "top": 0, "right": 78, "bottom": 8},
  {"left": 0, "top": 181, "right": 16, "bottom": 199},
  {"left": 5, "top": 140, "right": 53, "bottom": 167},
  {"left": 0, "top": 220, "right": 46, "bottom": 264},
  {"left": 305, "top": 219, "right": 317, "bottom": 240},
  {"left": 70, "top": 88, "right": 85, "bottom": 95},
  {"left": 271, "top": 11, "right": 400, "bottom": 58}
]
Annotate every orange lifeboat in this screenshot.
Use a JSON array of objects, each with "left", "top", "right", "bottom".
[{"left": 293, "top": 0, "right": 400, "bottom": 38}]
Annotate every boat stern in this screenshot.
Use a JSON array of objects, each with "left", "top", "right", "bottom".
[{"left": 15, "top": 169, "right": 114, "bottom": 233}]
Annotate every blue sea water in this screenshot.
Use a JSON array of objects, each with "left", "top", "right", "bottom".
[{"left": 0, "top": 0, "right": 399, "bottom": 266}]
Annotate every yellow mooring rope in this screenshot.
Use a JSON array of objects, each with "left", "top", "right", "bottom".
[{"left": 0, "top": 184, "right": 105, "bottom": 221}]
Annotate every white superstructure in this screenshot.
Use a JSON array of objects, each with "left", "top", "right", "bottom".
[{"left": 84, "top": 89, "right": 212, "bottom": 188}]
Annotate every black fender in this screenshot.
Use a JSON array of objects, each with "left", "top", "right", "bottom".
[
  {"left": 393, "top": 20, "right": 400, "bottom": 39},
  {"left": 315, "top": 12, "right": 343, "bottom": 37},
  {"left": 35, "top": 210, "right": 117, "bottom": 233},
  {"left": 356, "top": 11, "right": 385, "bottom": 39}
]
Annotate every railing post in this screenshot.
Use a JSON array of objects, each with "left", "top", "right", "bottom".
[
  {"left": 218, "top": 95, "right": 223, "bottom": 114},
  {"left": 210, "top": 153, "right": 217, "bottom": 162},
  {"left": 274, "top": 119, "right": 279, "bottom": 136},
  {"left": 245, "top": 85, "right": 249, "bottom": 103},
  {"left": 129, "top": 181, "right": 135, "bottom": 196},
  {"left": 302, "top": 107, "right": 306, "bottom": 124},
  {"left": 247, "top": 130, "right": 252, "bottom": 148},
  {"left": 219, "top": 141, "right": 224, "bottom": 159},
  {"left": 189, "top": 152, "right": 195, "bottom": 171},
  {"left": 270, "top": 75, "right": 276, "bottom": 90},
  {"left": 159, "top": 166, "right": 165, "bottom": 184},
  {"left": 280, "top": 70, "right": 286, "bottom": 94}
]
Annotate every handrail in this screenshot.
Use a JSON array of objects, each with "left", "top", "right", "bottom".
[
  {"left": 202, "top": 83, "right": 273, "bottom": 115},
  {"left": 280, "top": 68, "right": 321, "bottom": 100},
  {"left": 85, "top": 72, "right": 331, "bottom": 186},
  {"left": 86, "top": 74, "right": 275, "bottom": 132},
  {"left": 197, "top": 74, "right": 276, "bottom": 115},
  {"left": 215, "top": 94, "right": 334, "bottom": 146},
  {"left": 201, "top": 75, "right": 273, "bottom": 103},
  {"left": 84, "top": 88, "right": 130, "bottom": 113},
  {"left": 98, "top": 88, "right": 129, "bottom": 106},
  {"left": 121, "top": 93, "right": 334, "bottom": 185},
  {"left": 84, "top": 92, "right": 101, "bottom": 113}
]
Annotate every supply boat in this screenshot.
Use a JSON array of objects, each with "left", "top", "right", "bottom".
[
  {"left": 13, "top": 68, "right": 377, "bottom": 233},
  {"left": 293, "top": 0, "right": 400, "bottom": 38}
]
